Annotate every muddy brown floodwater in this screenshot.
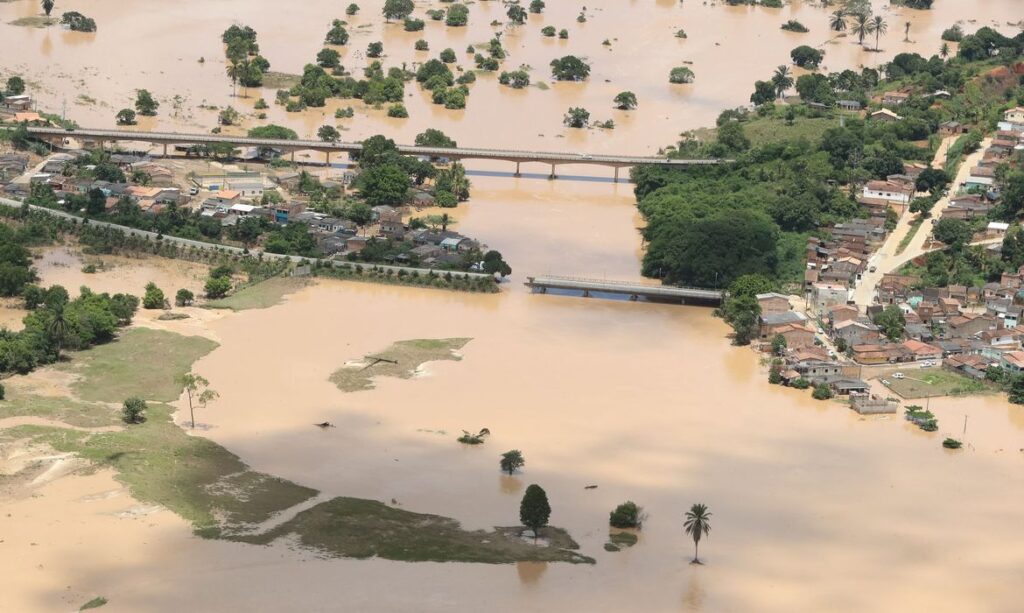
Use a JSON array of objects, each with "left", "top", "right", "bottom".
[
  {"left": 0, "top": 0, "right": 1020, "bottom": 154},
  {"left": 2, "top": 1, "right": 1024, "bottom": 611}
]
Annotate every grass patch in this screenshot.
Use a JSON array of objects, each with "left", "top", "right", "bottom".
[
  {"left": 2, "top": 330, "right": 591, "bottom": 564},
  {"left": 206, "top": 277, "right": 309, "bottom": 311},
  {"left": 242, "top": 497, "right": 594, "bottom": 564},
  {"left": 330, "top": 338, "right": 471, "bottom": 392},
  {"left": 79, "top": 596, "right": 108, "bottom": 610},
  {"left": 885, "top": 369, "right": 992, "bottom": 399},
  {"left": 895, "top": 218, "right": 925, "bottom": 256},
  {"left": 157, "top": 312, "right": 190, "bottom": 321},
  {"left": 261, "top": 71, "right": 301, "bottom": 89},
  {"left": 10, "top": 16, "right": 57, "bottom": 28},
  {"left": 692, "top": 115, "right": 838, "bottom": 147},
  {"left": 62, "top": 328, "right": 218, "bottom": 403},
  {"left": 13, "top": 404, "right": 318, "bottom": 537},
  {"left": 0, "top": 392, "right": 119, "bottom": 428}
]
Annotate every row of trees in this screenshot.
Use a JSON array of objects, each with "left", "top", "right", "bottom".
[{"left": 0, "top": 221, "right": 139, "bottom": 375}]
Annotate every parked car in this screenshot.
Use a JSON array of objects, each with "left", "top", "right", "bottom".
[
  {"left": 869, "top": 265, "right": 877, "bottom": 273},
  {"left": 881, "top": 379, "right": 891, "bottom": 386},
  {"left": 893, "top": 372, "right": 905, "bottom": 379}
]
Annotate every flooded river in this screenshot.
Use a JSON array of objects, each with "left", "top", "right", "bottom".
[
  {"left": 1, "top": 171, "right": 1022, "bottom": 612},
  {"left": 1, "top": 0, "right": 1020, "bottom": 153},
  {"left": 2, "top": 1, "right": 1024, "bottom": 611}
]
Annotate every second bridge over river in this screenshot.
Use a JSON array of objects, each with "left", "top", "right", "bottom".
[
  {"left": 23, "top": 126, "right": 727, "bottom": 182},
  {"left": 525, "top": 276, "right": 724, "bottom": 305}
]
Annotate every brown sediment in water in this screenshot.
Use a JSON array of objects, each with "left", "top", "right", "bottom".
[
  {"left": 0, "top": 0, "right": 1018, "bottom": 155},
  {"left": 2, "top": 1, "right": 1024, "bottom": 611}
]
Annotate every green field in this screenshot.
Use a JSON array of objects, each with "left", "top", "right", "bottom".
[
  {"left": 330, "top": 338, "right": 471, "bottom": 392},
  {"left": 884, "top": 369, "right": 991, "bottom": 399},
  {"left": 62, "top": 327, "right": 219, "bottom": 403},
  {"left": 691, "top": 115, "right": 840, "bottom": 147},
  {"left": 206, "top": 276, "right": 310, "bottom": 311},
  {"left": 3, "top": 329, "right": 590, "bottom": 563}
]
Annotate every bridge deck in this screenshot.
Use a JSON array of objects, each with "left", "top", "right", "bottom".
[
  {"left": 525, "top": 276, "right": 723, "bottom": 304},
  {"left": 18, "top": 127, "right": 725, "bottom": 167}
]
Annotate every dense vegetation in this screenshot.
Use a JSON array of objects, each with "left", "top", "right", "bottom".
[
  {"left": 636, "top": 31, "right": 1024, "bottom": 290},
  {"left": 0, "top": 221, "right": 138, "bottom": 376}
]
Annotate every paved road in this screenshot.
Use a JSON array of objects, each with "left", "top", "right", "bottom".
[
  {"left": 853, "top": 137, "right": 992, "bottom": 307},
  {"left": 16, "top": 126, "right": 726, "bottom": 168},
  {"left": 0, "top": 196, "right": 494, "bottom": 280}
]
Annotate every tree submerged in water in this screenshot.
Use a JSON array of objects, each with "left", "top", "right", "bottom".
[
  {"left": 683, "top": 503, "right": 711, "bottom": 564},
  {"left": 458, "top": 428, "right": 490, "bottom": 444}
]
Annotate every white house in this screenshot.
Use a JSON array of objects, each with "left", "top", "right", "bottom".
[{"left": 862, "top": 180, "right": 912, "bottom": 205}]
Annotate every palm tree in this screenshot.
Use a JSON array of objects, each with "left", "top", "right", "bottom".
[
  {"left": 828, "top": 10, "right": 847, "bottom": 33},
  {"left": 939, "top": 42, "right": 950, "bottom": 59},
  {"left": 851, "top": 12, "right": 871, "bottom": 47},
  {"left": 683, "top": 503, "right": 712, "bottom": 564},
  {"left": 871, "top": 15, "right": 888, "bottom": 52},
  {"left": 440, "top": 213, "right": 450, "bottom": 232},
  {"left": 46, "top": 304, "right": 69, "bottom": 359},
  {"left": 226, "top": 59, "right": 242, "bottom": 98},
  {"left": 771, "top": 65, "right": 793, "bottom": 99}
]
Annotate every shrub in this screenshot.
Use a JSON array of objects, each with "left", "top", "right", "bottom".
[
  {"left": 669, "top": 67, "right": 695, "bottom": 84},
  {"left": 675, "top": 29, "right": 687, "bottom": 38},
  {"left": 440, "top": 48, "right": 456, "bottom": 63},
  {"left": 142, "top": 282, "right": 165, "bottom": 309},
  {"left": 175, "top": 288, "right": 194, "bottom": 307},
  {"left": 387, "top": 103, "right": 409, "bottom": 118},
  {"left": 781, "top": 20, "right": 808, "bottom": 33},
  {"left": 942, "top": 438, "right": 963, "bottom": 449},
  {"left": 457, "top": 428, "right": 490, "bottom": 444},
  {"left": 541, "top": 26, "right": 556, "bottom": 37},
  {"left": 609, "top": 501, "right": 642, "bottom": 528},
  {"left": 414, "top": 39, "right": 429, "bottom": 51},
  {"left": 205, "top": 276, "right": 232, "bottom": 299},
  {"left": 811, "top": 383, "right": 833, "bottom": 400},
  {"left": 122, "top": 397, "right": 147, "bottom": 424},
  {"left": 0, "top": 383, "right": 5, "bottom": 401},
  {"left": 404, "top": 17, "right": 425, "bottom": 32},
  {"left": 558, "top": 28, "right": 568, "bottom": 39},
  {"left": 791, "top": 378, "right": 810, "bottom": 389},
  {"left": 940, "top": 25, "right": 963, "bottom": 42}
]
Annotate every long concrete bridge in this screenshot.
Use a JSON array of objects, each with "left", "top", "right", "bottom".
[
  {"left": 20, "top": 126, "right": 726, "bottom": 182},
  {"left": 525, "top": 275, "right": 723, "bottom": 305}
]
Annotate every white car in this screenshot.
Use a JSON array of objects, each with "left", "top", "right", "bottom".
[
  {"left": 893, "top": 372, "right": 905, "bottom": 379},
  {"left": 881, "top": 379, "right": 891, "bottom": 386},
  {"left": 579, "top": 154, "right": 593, "bottom": 160},
  {"left": 921, "top": 360, "right": 935, "bottom": 368}
]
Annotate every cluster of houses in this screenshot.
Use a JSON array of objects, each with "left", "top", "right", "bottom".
[
  {"left": 755, "top": 292, "right": 875, "bottom": 403},
  {"left": 817, "top": 267, "right": 1024, "bottom": 381}
]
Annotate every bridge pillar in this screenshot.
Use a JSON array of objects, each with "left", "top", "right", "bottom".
[
  {"left": 614, "top": 167, "right": 619, "bottom": 183},
  {"left": 515, "top": 161, "right": 520, "bottom": 177},
  {"left": 290, "top": 150, "right": 296, "bottom": 162},
  {"left": 325, "top": 151, "right": 331, "bottom": 166},
  {"left": 629, "top": 294, "right": 638, "bottom": 301},
  {"left": 582, "top": 290, "right": 590, "bottom": 297},
  {"left": 162, "top": 143, "right": 167, "bottom": 157},
  {"left": 549, "top": 163, "right": 556, "bottom": 180}
]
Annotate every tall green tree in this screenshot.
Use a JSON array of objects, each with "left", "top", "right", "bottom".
[
  {"left": 851, "top": 12, "right": 871, "bottom": 46},
  {"left": 771, "top": 65, "right": 793, "bottom": 98},
  {"left": 613, "top": 91, "right": 638, "bottom": 110},
  {"left": 870, "top": 15, "right": 887, "bottom": 51},
  {"left": 683, "top": 503, "right": 712, "bottom": 564},
  {"left": 828, "top": 10, "right": 846, "bottom": 32},
  {"left": 178, "top": 373, "right": 218, "bottom": 429},
  {"left": 45, "top": 303, "right": 68, "bottom": 359},
  {"left": 41, "top": 0, "right": 54, "bottom": 17},
  {"left": 500, "top": 450, "right": 525, "bottom": 475},
  {"left": 519, "top": 484, "right": 551, "bottom": 540},
  {"left": 134, "top": 89, "right": 159, "bottom": 116},
  {"left": 507, "top": 4, "right": 527, "bottom": 24},
  {"left": 382, "top": 0, "right": 414, "bottom": 22}
]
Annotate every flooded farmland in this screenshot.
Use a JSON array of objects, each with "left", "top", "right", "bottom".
[{"left": 2, "top": 0, "right": 1024, "bottom": 611}]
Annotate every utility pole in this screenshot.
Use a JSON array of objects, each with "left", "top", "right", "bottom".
[{"left": 963, "top": 414, "right": 968, "bottom": 436}]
